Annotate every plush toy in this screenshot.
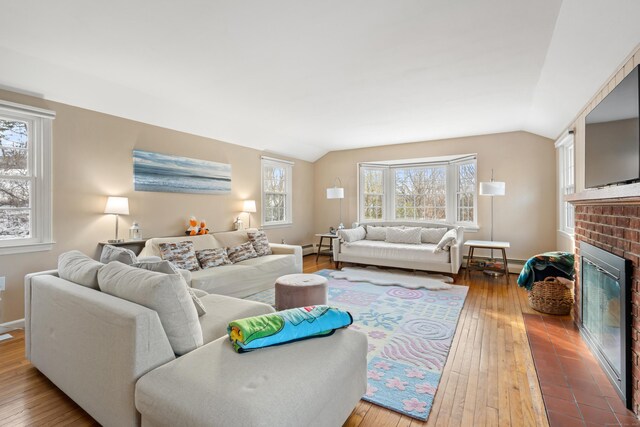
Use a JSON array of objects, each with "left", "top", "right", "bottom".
[
  {"left": 186, "top": 216, "right": 199, "bottom": 236},
  {"left": 198, "top": 219, "right": 209, "bottom": 235}
]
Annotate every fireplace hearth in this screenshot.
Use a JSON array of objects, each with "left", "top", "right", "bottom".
[{"left": 580, "top": 241, "right": 632, "bottom": 407}]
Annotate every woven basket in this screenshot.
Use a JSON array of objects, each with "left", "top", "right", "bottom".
[{"left": 528, "top": 277, "right": 574, "bottom": 315}]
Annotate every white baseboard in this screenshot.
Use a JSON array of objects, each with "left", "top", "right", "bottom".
[
  {"left": 0, "top": 318, "right": 25, "bottom": 334},
  {"left": 301, "top": 244, "right": 315, "bottom": 256}
]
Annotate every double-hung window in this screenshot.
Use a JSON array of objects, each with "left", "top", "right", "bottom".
[
  {"left": 557, "top": 132, "right": 575, "bottom": 234},
  {"left": 261, "top": 156, "right": 293, "bottom": 227},
  {"left": 358, "top": 155, "right": 477, "bottom": 227},
  {"left": 0, "top": 100, "right": 54, "bottom": 254}
]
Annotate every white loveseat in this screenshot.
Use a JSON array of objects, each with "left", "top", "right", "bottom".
[
  {"left": 138, "top": 229, "right": 302, "bottom": 297},
  {"left": 24, "top": 263, "right": 367, "bottom": 427},
  {"left": 333, "top": 222, "right": 464, "bottom": 274}
]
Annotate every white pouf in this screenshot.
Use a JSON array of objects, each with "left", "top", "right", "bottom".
[{"left": 275, "top": 273, "right": 328, "bottom": 311}]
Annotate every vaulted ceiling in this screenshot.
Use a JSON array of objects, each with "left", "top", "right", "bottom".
[{"left": 1, "top": 1, "right": 639, "bottom": 161}]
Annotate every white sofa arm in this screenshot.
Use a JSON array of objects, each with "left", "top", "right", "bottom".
[
  {"left": 449, "top": 226, "right": 465, "bottom": 274},
  {"left": 25, "top": 273, "right": 175, "bottom": 427},
  {"left": 269, "top": 243, "right": 303, "bottom": 273}
]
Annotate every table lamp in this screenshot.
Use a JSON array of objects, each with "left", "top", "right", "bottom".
[{"left": 104, "top": 196, "right": 129, "bottom": 243}]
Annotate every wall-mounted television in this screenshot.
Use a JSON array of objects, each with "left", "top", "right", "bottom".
[{"left": 585, "top": 65, "right": 640, "bottom": 189}]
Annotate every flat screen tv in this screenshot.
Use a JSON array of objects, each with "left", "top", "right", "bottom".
[{"left": 585, "top": 65, "right": 640, "bottom": 189}]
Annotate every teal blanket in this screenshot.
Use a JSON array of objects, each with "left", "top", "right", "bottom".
[
  {"left": 227, "top": 306, "right": 353, "bottom": 353},
  {"left": 517, "top": 252, "right": 575, "bottom": 291}
]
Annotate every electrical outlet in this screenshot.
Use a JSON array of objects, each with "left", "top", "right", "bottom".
[{"left": 0, "top": 276, "right": 5, "bottom": 291}]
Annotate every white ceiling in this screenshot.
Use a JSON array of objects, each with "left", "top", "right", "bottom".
[{"left": 0, "top": 0, "right": 639, "bottom": 162}]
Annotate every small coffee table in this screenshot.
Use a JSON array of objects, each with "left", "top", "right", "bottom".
[
  {"left": 275, "top": 273, "right": 328, "bottom": 311},
  {"left": 464, "top": 240, "right": 510, "bottom": 279}
]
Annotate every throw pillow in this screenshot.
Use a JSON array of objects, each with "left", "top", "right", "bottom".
[
  {"left": 421, "top": 227, "right": 449, "bottom": 244},
  {"left": 196, "top": 248, "right": 232, "bottom": 269},
  {"left": 365, "top": 226, "right": 387, "bottom": 241},
  {"left": 338, "top": 226, "right": 366, "bottom": 243},
  {"left": 227, "top": 241, "right": 258, "bottom": 263},
  {"left": 158, "top": 241, "right": 201, "bottom": 272},
  {"left": 247, "top": 230, "right": 272, "bottom": 256},
  {"left": 385, "top": 226, "right": 422, "bottom": 244},
  {"left": 435, "top": 228, "right": 458, "bottom": 252},
  {"left": 58, "top": 250, "right": 104, "bottom": 289},
  {"left": 98, "top": 261, "right": 204, "bottom": 355},
  {"left": 99, "top": 244, "right": 138, "bottom": 265},
  {"left": 132, "top": 260, "right": 207, "bottom": 317}
]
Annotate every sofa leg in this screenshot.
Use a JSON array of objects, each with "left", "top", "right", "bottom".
[{"left": 334, "top": 261, "right": 340, "bottom": 270}]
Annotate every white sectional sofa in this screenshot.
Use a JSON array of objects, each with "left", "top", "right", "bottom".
[
  {"left": 24, "top": 260, "right": 367, "bottom": 427},
  {"left": 139, "top": 229, "right": 302, "bottom": 297},
  {"left": 333, "top": 221, "right": 464, "bottom": 274}
]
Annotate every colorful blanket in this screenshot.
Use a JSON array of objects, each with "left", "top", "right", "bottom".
[
  {"left": 517, "top": 252, "right": 575, "bottom": 291},
  {"left": 227, "top": 305, "right": 353, "bottom": 353}
]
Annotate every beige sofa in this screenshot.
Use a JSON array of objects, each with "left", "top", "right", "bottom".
[
  {"left": 333, "top": 221, "right": 464, "bottom": 274},
  {"left": 24, "top": 266, "right": 367, "bottom": 427},
  {"left": 138, "top": 229, "right": 303, "bottom": 297}
]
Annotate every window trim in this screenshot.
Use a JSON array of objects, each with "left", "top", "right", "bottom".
[
  {"left": 260, "top": 156, "right": 293, "bottom": 228},
  {"left": 556, "top": 131, "right": 575, "bottom": 236},
  {"left": 357, "top": 155, "right": 477, "bottom": 228},
  {"left": 0, "top": 100, "right": 55, "bottom": 255}
]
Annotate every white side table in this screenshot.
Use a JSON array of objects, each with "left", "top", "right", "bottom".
[
  {"left": 464, "top": 240, "right": 510, "bottom": 279},
  {"left": 315, "top": 233, "right": 338, "bottom": 262}
]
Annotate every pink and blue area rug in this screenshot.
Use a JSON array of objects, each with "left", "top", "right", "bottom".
[{"left": 245, "top": 269, "right": 468, "bottom": 421}]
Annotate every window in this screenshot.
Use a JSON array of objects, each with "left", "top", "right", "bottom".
[
  {"left": 0, "top": 101, "right": 54, "bottom": 254},
  {"left": 261, "top": 156, "right": 293, "bottom": 227},
  {"left": 358, "top": 155, "right": 477, "bottom": 227},
  {"left": 557, "top": 132, "right": 575, "bottom": 234}
]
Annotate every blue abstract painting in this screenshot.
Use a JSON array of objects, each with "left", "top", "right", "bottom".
[{"left": 133, "top": 150, "right": 231, "bottom": 194}]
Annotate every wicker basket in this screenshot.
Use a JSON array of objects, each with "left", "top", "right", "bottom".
[{"left": 528, "top": 277, "right": 574, "bottom": 315}]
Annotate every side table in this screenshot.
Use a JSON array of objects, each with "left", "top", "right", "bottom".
[
  {"left": 98, "top": 239, "right": 148, "bottom": 256},
  {"left": 315, "top": 233, "right": 338, "bottom": 262},
  {"left": 464, "top": 240, "right": 510, "bottom": 280}
]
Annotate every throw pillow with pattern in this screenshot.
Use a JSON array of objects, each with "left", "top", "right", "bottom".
[
  {"left": 196, "top": 248, "right": 232, "bottom": 269},
  {"left": 247, "top": 230, "right": 272, "bottom": 256},
  {"left": 158, "top": 241, "right": 201, "bottom": 272},
  {"left": 227, "top": 241, "right": 258, "bottom": 263}
]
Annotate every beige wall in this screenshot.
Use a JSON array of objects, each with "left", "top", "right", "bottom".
[
  {"left": 556, "top": 45, "right": 640, "bottom": 251},
  {"left": 313, "top": 131, "right": 557, "bottom": 261},
  {"left": 0, "top": 89, "right": 315, "bottom": 322}
]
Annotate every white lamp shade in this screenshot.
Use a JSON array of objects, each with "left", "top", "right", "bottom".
[
  {"left": 479, "top": 181, "right": 506, "bottom": 196},
  {"left": 104, "top": 196, "right": 129, "bottom": 215},
  {"left": 243, "top": 200, "right": 257, "bottom": 213},
  {"left": 326, "top": 187, "right": 345, "bottom": 199}
]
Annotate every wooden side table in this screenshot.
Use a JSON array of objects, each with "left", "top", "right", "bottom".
[
  {"left": 464, "top": 240, "right": 510, "bottom": 280},
  {"left": 315, "top": 233, "right": 338, "bottom": 262}
]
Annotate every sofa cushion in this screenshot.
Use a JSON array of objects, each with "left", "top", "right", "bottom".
[
  {"left": 435, "top": 228, "right": 457, "bottom": 252},
  {"left": 213, "top": 229, "right": 250, "bottom": 248},
  {"left": 340, "top": 240, "right": 450, "bottom": 264},
  {"left": 365, "top": 225, "right": 387, "bottom": 241},
  {"left": 338, "top": 226, "right": 366, "bottom": 243},
  {"left": 159, "top": 241, "right": 201, "bottom": 272},
  {"left": 97, "top": 262, "right": 203, "bottom": 355},
  {"left": 385, "top": 226, "right": 422, "bottom": 244},
  {"left": 99, "top": 245, "right": 138, "bottom": 265},
  {"left": 132, "top": 260, "right": 207, "bottom": 317},
  {"left": 227, "top": 242, "right": 258, "bottom": 263},
  {"left": 197, "top": 294, "right": 275, "bottom": 344},
  {"left": 196, "top": 248, "right": 232, "bottom": 269},
  {"left": 190, "top": 255, "right": 296, "bottom": 297},
  {"left": 421, "top": 227, "right": 449, "bottom": 244},
  {"left": 141, "top": 234, "right": 221, "bottom": 258},
  {"left": 247, "top": 230, "right": 272, "bottom": 256},
  {"left": 58, "top": 250, "right": 104, "bottom": 289}
]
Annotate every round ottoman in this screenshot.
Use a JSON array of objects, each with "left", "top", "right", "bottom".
[{"left": 275, "top": 273, "right": 328, "bottom": 311}]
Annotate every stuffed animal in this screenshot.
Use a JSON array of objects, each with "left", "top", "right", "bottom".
[
  {"left": 198, "top": 219, "right": 209, "bottom": 235},
  {"left": 186, "top": 216, "right": 199, "bottom": 236}
]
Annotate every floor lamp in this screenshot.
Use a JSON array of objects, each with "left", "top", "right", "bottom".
[
  {"left": 479, "top": 170, "right": 505, "bottom": 275},
  {"left": 326, "top": 178, "right": 345, "bottom": 230}
]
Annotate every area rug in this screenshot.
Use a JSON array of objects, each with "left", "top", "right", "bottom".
[
  {"left": 245, "top": 269, "right": 468, "bottom": 421},
  {"left": 330, "top": 266, "right": 453, "bottom": 290}
]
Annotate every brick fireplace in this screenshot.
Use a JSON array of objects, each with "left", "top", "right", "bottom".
[{"left": 573, "top": 199, "right": 640, "bottom": 414}]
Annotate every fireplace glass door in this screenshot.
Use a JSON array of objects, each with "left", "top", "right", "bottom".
[{"left": 582, "top": 258, "right": 622, "bottom": 378}]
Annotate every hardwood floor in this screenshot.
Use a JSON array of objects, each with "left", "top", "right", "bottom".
[{"left": 0, "top": 256, "right": 548, "bottom": 426}]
